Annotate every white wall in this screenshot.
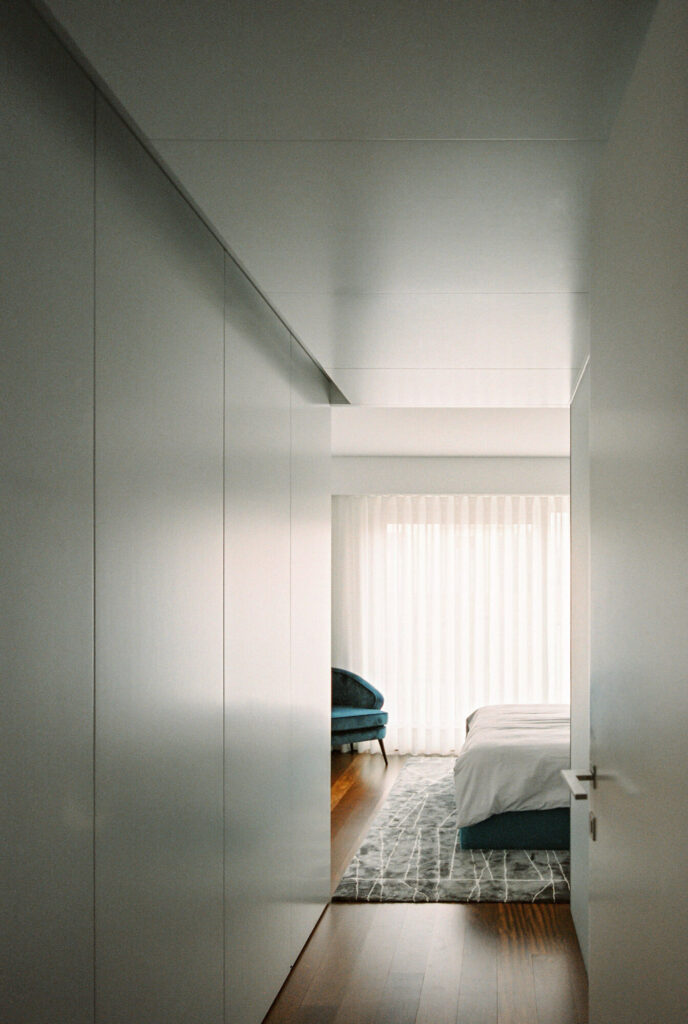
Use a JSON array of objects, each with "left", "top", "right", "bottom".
[
  {"left": 331, "top": 407, "right": 570, "bottom": 457},
  {"left": 588, "top": 1, "right": 688, "bottom": 1020},
  {"left": 0, "top": 6, "right": 331, "bottom": 1023},
  {"left": 289, "top": 342, "right": 332, "bottom": 963},
  {"left": 332, "top": 456, "right": 570, "bottom": 495}
]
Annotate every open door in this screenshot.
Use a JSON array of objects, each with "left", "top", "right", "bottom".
[
  {"left": 585, "top": 3, "right": 688, "bottom": 1021},
  {"left": 569, "top": 362, "right": 590, "bottom": 970}
]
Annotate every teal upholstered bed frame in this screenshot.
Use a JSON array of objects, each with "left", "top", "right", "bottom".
[{"left": 459, "top": 807, "right": 570, "bottom": 850}]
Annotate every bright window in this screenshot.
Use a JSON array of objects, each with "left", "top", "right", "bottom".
[{"left": 332, "top": 494, "right": 570, "bottom": 754}]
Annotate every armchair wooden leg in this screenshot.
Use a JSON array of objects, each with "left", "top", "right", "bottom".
[{"left": 378, "top": 738, "right": 388, "bottom": 767}]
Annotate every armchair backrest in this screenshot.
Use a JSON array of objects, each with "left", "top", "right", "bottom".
[{"left": 331, "top": 667, "right": 384, "bottom": 710}]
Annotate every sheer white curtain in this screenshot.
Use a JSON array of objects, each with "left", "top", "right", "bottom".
[{"left": 332, "top": 494, "right": 570, "bottom": 754}]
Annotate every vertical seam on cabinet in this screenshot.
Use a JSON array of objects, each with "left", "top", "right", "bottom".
[
  {"left": 222, "top": 254, "right": 227, "bottom": 1024},
  {"left": 91, "top": 89, "right": 98, "bottom": 1024},
  {"left": 288, "top": 336, "right": 294, "bottom": 965}
]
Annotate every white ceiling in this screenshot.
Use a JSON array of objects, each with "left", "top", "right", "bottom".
[
  {"left": 44, "top": 0, "right": 655, "bottom": 424},
  {"left": 149, "top": 137, "right": 597, "bottom": 407}
]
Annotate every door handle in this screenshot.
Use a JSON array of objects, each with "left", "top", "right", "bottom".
[{"left": 561, "top": 766, "right": 597, "bottom": 800}]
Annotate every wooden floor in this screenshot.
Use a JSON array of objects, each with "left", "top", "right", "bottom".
[{"left": 264, "top": 751, "right": 588, "bottom": 1024}]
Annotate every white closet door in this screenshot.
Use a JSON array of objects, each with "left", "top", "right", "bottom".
[
  {"left": 224, "top": 257, "right": 292, "bottom": 1024},
  {"left": 0, "top": 5, "right": 95, "bottom": 1021},
  {"left": 94, "top": 96, "right": 225, "bottom": 1024}
]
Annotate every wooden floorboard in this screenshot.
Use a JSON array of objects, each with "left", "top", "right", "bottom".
[
  {"left": 497, "top": 918, "right": 539, "bottom": 1024},
  {"left": 415, "top": 905, "right": 465, "bottom": 1024},
  {"left": 330, "top": 751, "right": 406, "bottom": 889},
  {"left": 262, "top": 752, "right": 589, "bottom": 1024},
  {"left": 372, "top": 969, "right": 425, "bottom": 1024},
  {"left": 262, "top": 906, "right": 352, "bottom": 1023},
  {"left": 456, "top": 904, "right": 499, "bottom": 1024},
  {"left": 331, "top": 903, "right": 409, "bottom": 1024},
  {"left": 532, "top": 954, "right": 580, "bottom": 1024},
  {"left": 299, "top": 904, "right": 377, "bottom": 1015}
]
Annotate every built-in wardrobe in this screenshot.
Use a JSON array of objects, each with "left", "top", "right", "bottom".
[{"left": 1, "top": 4, "right": 331, "bottom": 1023}]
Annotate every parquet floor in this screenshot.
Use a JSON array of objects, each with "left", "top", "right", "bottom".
[{"left": 264, "top": 751, "right": 588, "bottom": 1024}]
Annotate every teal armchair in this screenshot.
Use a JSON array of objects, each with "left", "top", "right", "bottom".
[{"left": 331, "top": 667, "right": 388, "bottom": 766}]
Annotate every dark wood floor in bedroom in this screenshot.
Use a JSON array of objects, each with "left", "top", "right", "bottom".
[{"left": 263, "top": 751, "right": 588, "bottom": 1024}]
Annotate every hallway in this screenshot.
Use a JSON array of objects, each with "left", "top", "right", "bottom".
[
  {"left": 264, "top": 754, "right": 588, "bottom": 1023},
  {"left": 5, "top": 3, "right": 686, "bottom": 1021}
]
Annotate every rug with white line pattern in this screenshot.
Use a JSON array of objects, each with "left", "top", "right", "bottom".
[{"left": 332, "top": 756, "right": 570, "bottom": 903}]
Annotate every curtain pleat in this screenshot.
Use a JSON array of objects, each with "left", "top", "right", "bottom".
[{"left": 332, "top": 493, "right": 571, "bottom": 755}]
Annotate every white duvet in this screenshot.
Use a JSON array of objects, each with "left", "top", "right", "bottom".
[{"left": 453, "top": 704, "right": 570, "bottom": 827}]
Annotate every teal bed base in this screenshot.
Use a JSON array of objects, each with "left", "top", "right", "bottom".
[{"left": 459, "top": 807, "right": 570, "bottom": 850}]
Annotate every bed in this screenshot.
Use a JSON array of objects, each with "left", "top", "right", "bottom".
[{"left": 453, "top": 704, "right": 570, "bottom": 850}]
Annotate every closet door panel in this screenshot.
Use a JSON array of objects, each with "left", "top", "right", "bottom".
[
  {"left": 94, "top": 97, "right": 224, "bottom": 1024},
  {"left": 224, "top": 257, "right": 292, "bottom": 1024},
  {"left": 289, "top": 341, "right": 332, "bottom": 961},
  {"left": 0, "top": 5, "right": 95, "bottom": 1021}
]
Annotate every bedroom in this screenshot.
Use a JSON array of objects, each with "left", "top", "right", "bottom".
[
  {"left": 2, "top": 2, "right": 686, "bottom": 1024},
  {"left": 328, "top": 414, "right": 575, "bottom": 890}
]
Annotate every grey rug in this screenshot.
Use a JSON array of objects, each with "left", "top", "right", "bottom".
[{"left": 333, "top": 756, "right": 570, "bottom": 903}]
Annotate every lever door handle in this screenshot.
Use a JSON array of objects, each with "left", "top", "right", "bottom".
[{"left": 561, "top": 766, "right": 597, "bottom": 800}]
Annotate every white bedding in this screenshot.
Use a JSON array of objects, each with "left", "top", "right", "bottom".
[{"left": 453, "top": 704, "right": 570, "bottom": 827}]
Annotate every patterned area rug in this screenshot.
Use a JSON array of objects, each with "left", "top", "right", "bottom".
[{"left": 333, "top": 756, "right": 570, "bottom": 904}]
